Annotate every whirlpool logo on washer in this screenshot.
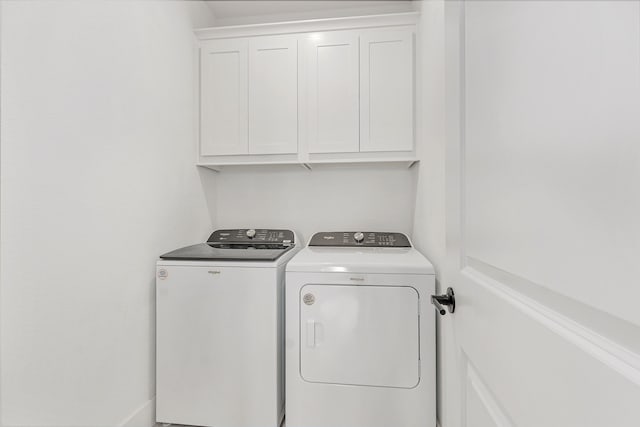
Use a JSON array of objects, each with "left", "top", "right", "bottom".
[{"left": 157, "top": 269, "right": 168, "bottom": 280}]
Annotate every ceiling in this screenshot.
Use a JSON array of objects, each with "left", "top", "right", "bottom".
[{"left": 204, "top": 1, "right": 416, "bottom": 26}]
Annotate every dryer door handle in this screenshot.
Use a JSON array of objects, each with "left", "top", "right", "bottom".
[{"left": 306, "top": 320, "right": 316, "bottom": 347}]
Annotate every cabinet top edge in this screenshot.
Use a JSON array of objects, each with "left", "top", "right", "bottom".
[{"left": 194, "top": 12, "right": 419, "bottom": 40}]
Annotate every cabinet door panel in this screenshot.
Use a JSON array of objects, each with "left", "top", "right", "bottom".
[
  {"left": 306, "top": 33, "right": 359, "bottom": 154},
  {"left": 200, "top": 39, "right": 248, "bottom": 156},
  {"left": 249, "top": 35, "right": 298, "bottom": 155},
  {"left": 360, "top": 28, "right": 414, "bottom": 152}
]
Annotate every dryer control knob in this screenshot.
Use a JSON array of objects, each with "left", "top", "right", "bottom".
[
  {"left": 354, "top": 232, "right": 364, "bottom": 243},
  {"left": 246, "top": 229, "right": 256, "bottom": 239}
]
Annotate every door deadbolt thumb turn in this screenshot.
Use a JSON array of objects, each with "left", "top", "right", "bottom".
[{"left": 431, "top": 287, "right": 455, "bottom": 315}]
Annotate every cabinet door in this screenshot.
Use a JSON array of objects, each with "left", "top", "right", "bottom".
[
  {"left": 360, "top": 28, "right": 414, "bottom": 152},
  {"left": 248, "top": 35, "right": 298, "bottom": 155},
  {"left": 305, "top": 32, "right": 359, "bottom": 154},
  {"left": 200, "top": 39, "right": 248, "bottom": 156}
]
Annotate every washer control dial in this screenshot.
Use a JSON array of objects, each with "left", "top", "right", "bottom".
[
  {"left": 246, "top": 229, "right": 256, "bottom": 239},
  {"left": 354, "top": 232, "right": 365, "bottom": 243}
]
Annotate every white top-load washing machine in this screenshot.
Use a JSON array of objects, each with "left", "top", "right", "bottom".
[
  {"left": 156, "top": 228, "right": 299, "bottom": 427},
  {"left": 286, "top": 231, "right": 436, "bottom": 427}
]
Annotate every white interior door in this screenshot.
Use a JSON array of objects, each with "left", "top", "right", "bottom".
[
  {"left": 442, "top": 2, "right": 640, "bottom": 427},
  {"left": 248, "top": 35, "right": 298, "bottom": 155}
]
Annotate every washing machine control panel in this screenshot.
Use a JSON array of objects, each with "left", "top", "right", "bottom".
[
  {"left": 309, "top": 232, "right": 411, "bottom": 247},
  {"left": 208, "top": 229, "right": 295, "bottom": 245}
]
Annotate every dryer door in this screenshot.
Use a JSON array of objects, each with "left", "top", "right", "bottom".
[{"left": 300, "top": 284, "right": 420, "bottom": 388}]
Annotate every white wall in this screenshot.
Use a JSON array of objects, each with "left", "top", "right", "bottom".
[
  {"left": 412, "top": 1, "right": 446, "bottom": 272},
  {"left": 0, "top": 1, "right": 215, "bottom": 426},
  {"left": 213, "top": 164, "right": 417, "bottom": 243},
  {"left": 412, "top": 1, "right": 447, "bottom": 424}
]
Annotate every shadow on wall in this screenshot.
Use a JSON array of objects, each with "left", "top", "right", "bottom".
[
  {"left": 198, "top": 166, "right": 219, "bottom": 230},
  {"left": 200, "top": 163, "right": 419, "bottom": 242}
]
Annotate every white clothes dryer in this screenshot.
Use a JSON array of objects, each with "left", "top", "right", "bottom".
[
  {"left": 285, "top": 231, "right": 436, "bottom": 427},
  {"left": 156, "top": 229, "right": 299, "bottom": 427}
]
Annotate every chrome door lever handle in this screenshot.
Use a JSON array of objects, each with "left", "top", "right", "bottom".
[{"left": 431, "top": 287, "right": 455, "bottom": 315}]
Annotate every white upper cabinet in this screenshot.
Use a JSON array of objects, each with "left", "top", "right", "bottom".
[
  {"left": 305, "top": 32, "right": 359, "bottom": 154},
  {"left": 360, "top": 28, "right": 414, "bottom": 152},
  {"left": 200, "top": 39, "right": 248, "bottom": 156},
  {"left": 196, "top": 14, "right": 418, "bottom": 167},
  {"left": 248, "top": 35, "right": 298, "bottom": 155}
]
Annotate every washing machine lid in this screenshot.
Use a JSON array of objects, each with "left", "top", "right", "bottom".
[{"left": 160, "top": 229, "right": 295, "bottom": 262}]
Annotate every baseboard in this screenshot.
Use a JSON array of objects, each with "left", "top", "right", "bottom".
[
  {"left": 119, "top": 398, "right": 155, "bottom": 427},
  {"left": 118, "top": 399, "right": 434, "bottom": 427}
]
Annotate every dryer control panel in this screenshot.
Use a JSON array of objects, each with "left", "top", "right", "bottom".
[{"left": 309, "top": 232, "right": 411, "bottom": 247}]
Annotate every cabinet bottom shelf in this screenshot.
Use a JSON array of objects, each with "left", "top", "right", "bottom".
[{"left": 197, "top": 158, "right": 419, "bottom": 172}]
